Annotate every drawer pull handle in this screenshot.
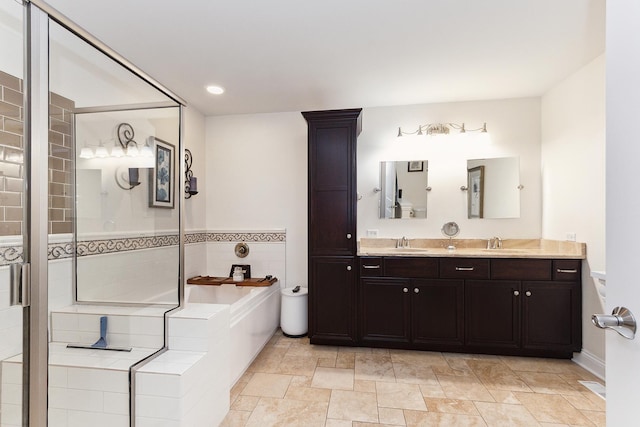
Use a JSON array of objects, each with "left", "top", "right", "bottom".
[
  {"left": 363, "top": 265, "right": 381, "bottom": 269},
  {"left": 557, "top": 269, "right": 578, "bottom": 274},
  {"left": 455, "top": 267, "right": 475, "bottom": 271},
  {"left": 403, "top": 288, "right": 409, "bottom": 293}
]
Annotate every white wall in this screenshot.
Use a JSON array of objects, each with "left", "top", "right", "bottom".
[
  {"left": 358, "top": 98, "right": 542, "bottom": 239},
  {"left": 205, "top": 113, "right": 308, "bottom": 287},
  {"left": 183, "top": 106, "right": 207, "bottom": 233},
  {"left": 541, "top": 55, "right": 606, "bottom": 363}
]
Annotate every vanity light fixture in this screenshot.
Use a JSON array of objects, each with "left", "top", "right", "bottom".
[
  {"left": 185, "top": 148, "right": 198, "bottom": 198},
  {"left": 397, "top": 122, "right": 487, "bottom": 137}
]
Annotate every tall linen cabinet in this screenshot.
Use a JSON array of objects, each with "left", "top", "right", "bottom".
[{"left": 303, "top": 109, "right": 362, "bottom": 345}]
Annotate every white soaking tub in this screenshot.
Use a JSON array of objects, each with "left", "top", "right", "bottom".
[{"left": 185, "top": 283, "right": 281, "bottom": 386}]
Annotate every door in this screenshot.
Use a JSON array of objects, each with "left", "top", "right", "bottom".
[
  {"left": 360, "top": 278, "right": 410, "bottom": 345},
  {"left": 412, "top": 279, "right": 464, "bottom": 348},
  {"left": 606, "top": 1, "right": 640, "bottom": 423},
  {"left": 465, "top": 280, "right": 520, "bottom": 349},
  {"left": 0, "top": 1, "right": 28, "bottom": 425}
]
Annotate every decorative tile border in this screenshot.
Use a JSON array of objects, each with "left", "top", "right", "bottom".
[{"left": 0, "top": 231, "right": 286, "bottom": 265}]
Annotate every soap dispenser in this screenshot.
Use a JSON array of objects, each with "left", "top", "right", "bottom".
[{"left": 233, "top": 266, "right": 244, "bottom": 282}]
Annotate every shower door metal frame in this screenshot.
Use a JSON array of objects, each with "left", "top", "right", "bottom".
[{"left": 21, "top": 1, "right": 188, "bottom": 425}]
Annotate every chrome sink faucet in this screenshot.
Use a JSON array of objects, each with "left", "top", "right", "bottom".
[
  {"left": 397, "top": 236, "right": 410, "bottom": 248},
  {"left": 487, "top": 236, "right": 503, "bottom": 249}
]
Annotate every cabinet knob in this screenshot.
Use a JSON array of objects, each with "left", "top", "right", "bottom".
[
  {"left": 346, "top": 233, "right": 352, "bottom": 239},
  {"left": 414, "top": 288, "right": 420, "bottom": 294},
  {"left": 346, "top": 265, "right": 352, "bottom": 271},
  {"left": 513, "top": 290, "right": 520, "bottom": 296},
  {"left": 403, "top": 287, "right": 409, "bottom": 293},
  {"left": 525, "top": 291, "right": 532, "bottom": 297}
]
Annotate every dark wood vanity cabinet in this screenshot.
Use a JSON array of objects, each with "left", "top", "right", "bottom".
[
  {"left": 304, "top": 109, "right": 362, "bottom": 345},
  {"left": 359, "top": 256, "right": 581, "bottom": 358},
  {"left": 359, "top": 257, "right": 465, "bottom": 350}
]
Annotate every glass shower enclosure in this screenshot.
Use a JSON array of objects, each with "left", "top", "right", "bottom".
[{"left": 0, "top": 1, "right": 185, "bottom": 425}]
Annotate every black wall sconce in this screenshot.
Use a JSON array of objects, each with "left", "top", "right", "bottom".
[
  {"left": 115, "top": 166, "right": 141, "bottom": 190},
  {"left": 185, "top": 148, "right": 198, "bottom": 198}
]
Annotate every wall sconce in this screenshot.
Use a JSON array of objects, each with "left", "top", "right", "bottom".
[
  {"left": 397, "top": 122, "right": 487, "bottom": 137},
  {"left": 185, "top": 148, "right": 198, "bottom": 198},
  {"left": 115, "top": 166, "right": 141, "bottom": 190}
]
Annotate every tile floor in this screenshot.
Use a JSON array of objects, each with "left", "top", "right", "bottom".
[{"left": 221, "top": 330, "right": 605, "bottom": 426}]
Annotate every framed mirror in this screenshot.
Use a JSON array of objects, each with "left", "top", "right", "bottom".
[
  {"left": 379, "top": 160, "right": 428, "bottom": 219},
  {"left": 466, "top": 157, "right": 520, "bottom": 219}
]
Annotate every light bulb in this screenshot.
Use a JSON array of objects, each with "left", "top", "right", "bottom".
[
  {"left": 95, "top": 145, "right": 108, "bottom": 158},
  {"left": 111, "top": 146, "right": 124, "bottom": 157},
  {"left": 79, "top": 147, "right": 94, "bottom": 159},
  {"left": 126, "top": 145, "right": 139, "bottom": 157}
]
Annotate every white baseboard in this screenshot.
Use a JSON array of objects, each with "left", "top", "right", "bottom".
[{"left": 572, "top": 350, "right": 605, "bottom": 381}]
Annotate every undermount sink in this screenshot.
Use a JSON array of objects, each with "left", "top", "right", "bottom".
[
  {"left": 481, "top": 248, "right": 530, "bottom": 254},
  {"left": 387, "top": 247, "right": 430, "bottom": 253}
]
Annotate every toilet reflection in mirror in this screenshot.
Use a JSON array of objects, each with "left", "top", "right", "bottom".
[
  {"left": 379, "top": 160, "right": 428, "bottom": 219},
  {"left": 466, "top": 157, "right": 521, "bottom": 219}
]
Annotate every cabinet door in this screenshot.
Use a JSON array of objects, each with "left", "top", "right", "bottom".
[
  {"left": 466, "top": 280, "right": 521, "bottom": 350},
  {"left": 522, "top": 281, "right": 581, "bottom": 353},
  {"left": 309, "top": 257, "right": 357, "bottom": 345},
  {"left": 412, "top": 280, "right": 465, "bottom": 349},
  {"left": 360, "top": 278, "right": 410, "bottom": 345},
  {"left": 308, "top": 122, "right": 357, "bottom": 256}
]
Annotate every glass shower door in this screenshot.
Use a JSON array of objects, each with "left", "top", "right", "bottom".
[{"left": 0, "top": 0, "right": 27, "bottom": 425}]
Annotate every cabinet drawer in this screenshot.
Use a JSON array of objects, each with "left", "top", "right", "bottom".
[
  {"left": 384, "top": 257, "right": 439, "bottom": 278},
  {"left": 553, "top": 260, "right": 581, "bottom": 281},
  {"left": 491, "top": 259, "right": 551, "bottom": 280},
  {"left": 440, "top": 258, "right": 489, "bottom": 279},
  {"left": 360, "top": 257, "right": 383, "bottom": 277}
]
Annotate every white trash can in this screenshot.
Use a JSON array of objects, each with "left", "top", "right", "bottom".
[{"left": 280, "top": 286, "right": 308, "bottom": 337}]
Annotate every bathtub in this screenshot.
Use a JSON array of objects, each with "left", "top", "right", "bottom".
[{"left": 185, "top": 283, "right": 281, "bottom": 386}]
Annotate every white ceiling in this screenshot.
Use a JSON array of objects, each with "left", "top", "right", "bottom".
[{"left": 44, "top": 0, "right": 605, "bottom": 117}]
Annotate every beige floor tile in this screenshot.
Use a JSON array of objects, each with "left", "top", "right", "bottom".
[
  {"left": 311, "top": 366, "right": 354, "bottom": 390},
  {"left": 352, "top": 423, "right": 387, "bottom": 427},
  {"left": 248, "top": 351, "right": 285, "bottom": 374},
  {"left": 467, "top": 359, "right": 532, "bottom": 392},
  {"left": 499, "top": 356, "right": 575, "bottom": 374},
  {"left": 241, "top": 372, "right": 293, "bottom": 398},
  {"left": 514, "top": 392, "right": 595, "bottom": 425},
  {"left": 474, "top": 401, "right": 540, "bottom": 426},
  {"left": 539, "top": 423, "right": 570, "bottom": 427},
  {"left": 290, "top": 375, "right": 312, "bottom": 387},
  {"left": 245, "top": 397, "right": 328, "bottom": 427},
  {"left": 336, "top": 352, "right": 356, "bottom": 369},
  {"left": 424, "top": 397, "right": 480, "bottom": 415},
  {"left": 231, "top": 395, "right": 261, "bottom": 411},
  {"left": 376, "top": 381, "right": 428, "bottom": 411},
  {"left": 562, "top": 391, "right": 605, "bottom": 411},
  {"left": 579, "top": 410, "right": 605, "bottom": 427},
  {"left": 393, "top": 362, "right": 439, "bottom": 386},
  {"left": 436, "top": 374, "right": 496, "bottom": 402},
  {"left": 390, "top": 349, "right": 449, "bottom": 367},
  {"left": 327, "top": 389, "right": 379, "bottom": 423},
  {"left": 318, "top": 356, "right": 337, "bottom": 367},
  {"left": 355, "top": 353, "right": 396, "bottom": 382},
  {"left": 419, "top": 383, "right": 446, "bottom": 398},
  {"left": 325, "top": 420, "right": 353, "bottom": 427},
  {"left": 285, "top": 343, "right": 338, "bottom": 359},
  {"left": 404, "top": 409, "right": 488, "bottom": 426},
  {"left": 275, "top": 355, "right": 318, "bottom": 376},
  {"left": 378, "top": 407, "right": 406, "bottom": 425},
  {"left": 284, "top": 384, "right": 331, "bottom": 403},
  {"left": 355, "top": 379, "right": 377, "bottom": 393},
  {"left": 515, "top": 371, "right": 584, "bottom": 395},
  {"left": 487, "top": 389, "right": 524, "bottom": 404},
  {"left": 220, "top": 409, "right": 251, "bottom": 427},
  {"left": 432, "top": 364, "right": 476, "bottom": 377}
]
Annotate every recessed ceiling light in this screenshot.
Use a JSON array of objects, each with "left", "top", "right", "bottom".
[{"left": 206, "top": 85, "right": 225, "bottom": 95}]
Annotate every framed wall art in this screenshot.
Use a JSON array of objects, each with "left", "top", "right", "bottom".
[{"left": 149, "top": 137, "right": 175, "bottom": 208}]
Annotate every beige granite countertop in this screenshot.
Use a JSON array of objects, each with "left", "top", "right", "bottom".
[{"left": 358, "top": 238, "right": 586, "bottom": 259}]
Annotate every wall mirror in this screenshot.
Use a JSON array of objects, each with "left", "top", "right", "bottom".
[
  {"left": 466, "top": 157, "right": 520, "bottom": 219},
  {"left": 379, "top": 160, "right": 428, "bottom": 219}
]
